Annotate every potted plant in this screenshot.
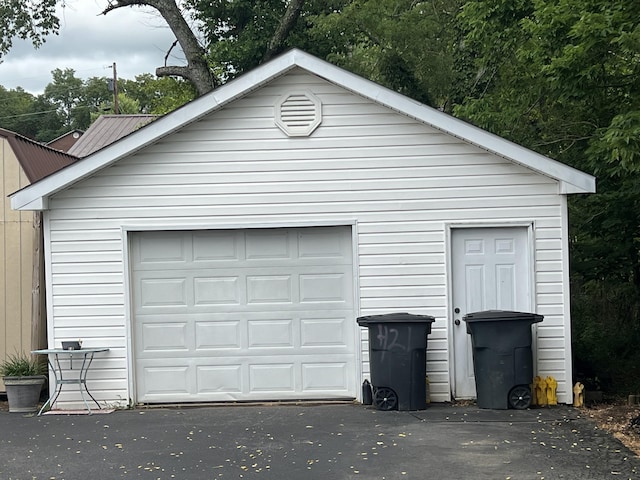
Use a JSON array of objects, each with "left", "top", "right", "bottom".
[{"left": 1, "top": 352, "right": 47, "bottom": 413}]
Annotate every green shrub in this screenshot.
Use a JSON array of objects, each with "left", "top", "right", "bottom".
[
  {"left": 0, "top": 352, "right": 47, "bottom": 377},
  {"left": 572, "top": 278, "right": 640, "bottom": 395}
]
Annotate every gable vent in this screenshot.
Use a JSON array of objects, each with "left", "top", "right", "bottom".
[{"left": 275, "top": 90, "right": 322, "bottom": 137}]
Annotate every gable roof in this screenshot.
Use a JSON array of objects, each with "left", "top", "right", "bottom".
[
  {"left": 67, "top": 114, "right": 158, "bottom": 158},
  {"left": 46, "top": 129, "right": 84, "bottom": 153},
  {"left": 0, "top": 128, "right": 78, "bottom": 183},
  {"left": 11, "top": 49, "right": 595, "bottom": 210}
]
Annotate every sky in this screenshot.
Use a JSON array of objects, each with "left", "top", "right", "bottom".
[{"left": 0, "top": 1, "right": 186, "bottom": 95}]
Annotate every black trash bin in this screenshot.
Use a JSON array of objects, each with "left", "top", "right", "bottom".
[
  {"left": 357, "top": 312, "right": 435, "bottom": 411},
  {"left": 463, "top": 310, "right": 543, "bottom": 410}
]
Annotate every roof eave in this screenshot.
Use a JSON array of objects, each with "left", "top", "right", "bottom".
[
  {"left": 295, "top": 52, "right": 596, "bottom": 194},
  {"left": 560, "top": 179, "right": 596, "bottom": 195},
  {"left": 11, "top": 48, "right": 596, "bottom": 210},
  {"left": 11, "top": 53, "right": 300, "bottom": 211}
]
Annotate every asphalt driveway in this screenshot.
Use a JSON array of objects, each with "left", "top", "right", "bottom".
[{"left": 1, "top": 403, "right": 638, "bottom": 479}]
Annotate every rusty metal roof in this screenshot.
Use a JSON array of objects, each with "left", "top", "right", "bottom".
[
  {"left": 46, "top": 129, "right": 84, "bottom": 152},
  {"left": 0, "top": 128, "right": 79, "bottom": 183},
  {"left": 67, "top": 114, "right": 158, "bottom": 158}
]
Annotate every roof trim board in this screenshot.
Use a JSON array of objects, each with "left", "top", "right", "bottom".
[{"left": 10, "top": 49, "right": 594, "bottom": 211}]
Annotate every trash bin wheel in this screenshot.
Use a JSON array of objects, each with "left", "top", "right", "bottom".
[
  {"left": 508, "top": 385, "right": 532, "bottom": 410},
  {"left": 373, "top": 387, "right": 398, "bottom": 411}
]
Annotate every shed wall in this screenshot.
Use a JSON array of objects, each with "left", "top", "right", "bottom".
[
  {"left": 1, "top": 138, "right": 36, "bottom": 390},
  {"left": 44, "top": 70, "right": 571, "bottom": 407}
]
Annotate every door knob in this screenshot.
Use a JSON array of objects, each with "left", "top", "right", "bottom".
[{"left": 454, "top": 319, "right": 461, "bottom": 326}]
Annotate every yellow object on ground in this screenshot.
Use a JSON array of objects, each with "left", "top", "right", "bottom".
[
  {"left": 573, "top": 382, "right": 585, "bottom": 407},
  {"left": 534, "top": 376, "right": 548, "bottom": 406},
  {"left": 546, "top": 376, "right": 558, "bottom": 405}
]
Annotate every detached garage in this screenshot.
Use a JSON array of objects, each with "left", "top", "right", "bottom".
[{"left": 11, "top": 49, "right": 595, "bottom": 409}]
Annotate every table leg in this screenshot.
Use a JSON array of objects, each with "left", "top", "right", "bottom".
[
  {"left": 79, "top": 353, "right": 102, "bottom": 413},
  {"left": 37, "top": 354, "right": 62, "bottom": 416}
]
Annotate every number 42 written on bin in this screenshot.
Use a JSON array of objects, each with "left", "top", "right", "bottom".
[{"left": 375, "top": 325, "right": 406, "bottom": 359}]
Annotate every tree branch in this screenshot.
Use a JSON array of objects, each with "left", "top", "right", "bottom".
[
  {"left": 262, "top": 0, "right": 305, "bottom": 62},
  {"left": 164, "top": 39, "right": 179, "bottom": 67},
  {"left": 101, "top": 0, "right": 215, "bottom": 95},
  {"left": 156, "top": 65, "right": 191, "bottom": 77}
]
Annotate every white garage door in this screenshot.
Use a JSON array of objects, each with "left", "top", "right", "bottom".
[{"left": 131, "top": 226, "right": 356, "bottom": 403}]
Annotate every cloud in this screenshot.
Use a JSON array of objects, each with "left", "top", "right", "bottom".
[{"left": 0, "top": 0, "right": 184, "bottom": 94}]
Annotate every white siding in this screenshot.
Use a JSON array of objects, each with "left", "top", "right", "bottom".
[{"left": 44, "top": 69, "right": 571, "bottom": 408}]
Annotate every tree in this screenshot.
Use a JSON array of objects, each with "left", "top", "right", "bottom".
[
  {"left": 0, "top": 86, "right": 37, "bottom": 132},
  {"left": 192, "top": 0, "right": 464, "bottom": 110},
  {"left": 455, "top": 0, "right": 640, "bottom": 393},
  {"left": 0, "top": 0, "right": 59, "bottom": 59},
  {"left": 188, "top": 0, "right": 319, "bottom": 82},
  {"left": 97, "top": 0, "right": 215, "bottom": 95},
  {"left": 122, "top": 74, "right": 196, "bottom": 114},
  {"left": 84, "top": 76, "right": 114, "bottom": 114},
  {"left": 91, "top": 93, "right": 142, "bottom": 122},
  {"left": 43, "top": 68, "right": 91, "bottom": 129},
  {"left": 1, "top": 68, "right": 197, "bottom": 141},
  {"left": 0, "top": 86, "right": 64, "bottom": 140},
  {"left": 28, "top": 95, "right": 66, "bottom": 142},
  {"left": 1, "top": 0, "right": 331, "bottom": 96},
  {"left": 104, "top": 0, "right": 314, "bottom": 94},
  {"left": 310, "top": 0, "right": 463, "bottom": 110}
]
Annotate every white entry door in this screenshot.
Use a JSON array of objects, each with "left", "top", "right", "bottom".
[
  {"left": 451, "top": 227, "right": 531, "bottom": 398},
  {"left": 130, "top": 226, "right": 356, "bottom": 403}
]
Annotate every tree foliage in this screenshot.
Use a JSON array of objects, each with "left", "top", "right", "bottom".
[
  {"left": 0, "top": 69, "right": 196, "bottom": 141},
  {"left": 188, "top": 0, "right": 337, "bottom": 80},
  {"left": 44, "top": 68, "right": 87, "bottom": 128},
  {"left": 310, "top": 0, "right": 463, "bottom": 109},
  {"left": 0, "top": 86, "right": 63, "bottom": 141},
  {"left": 0, "top": 0, "right": 59, "bottom": 59},
  {"left": 122, "top": 74, "right": 197, "bottom": 114},
  {"left": 456, "top": 0, "right": 640, "bottom": 392}
]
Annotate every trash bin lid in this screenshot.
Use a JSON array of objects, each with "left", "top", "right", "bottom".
[
  {"left": 357, "top": 312, "right": 436, "bottom": 326},
  {"left": 462, "top": 310, "right": 543, "bottom": 323}
]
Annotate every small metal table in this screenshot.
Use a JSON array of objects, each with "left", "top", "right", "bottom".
[{"left": 32, "top": 348, "right": 109, "bottom": 416}]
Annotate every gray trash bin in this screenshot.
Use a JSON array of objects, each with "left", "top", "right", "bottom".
[
  {"left": 357, "top": 312, "right": 435, "bottom": 411},
  {"left": 463, "top": 310, "right": 543, "bottom": 409}
]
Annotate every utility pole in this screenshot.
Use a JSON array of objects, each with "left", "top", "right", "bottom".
[{"left": 112, "top": 62, "right": 119, "bottom": 115}]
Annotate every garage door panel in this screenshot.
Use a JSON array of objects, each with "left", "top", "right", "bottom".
[
  {"left": 138, "top": 356, "right": 356, "bottom": 401},
  {"left": 299, "top": 273, "right": 349, "bottom": 303},
  {"left": 248, "top": 319, "right": 293, "bottom": 348},
  {"left": 195, "top": 321, "right": 241, "bottom": 350},
  {"left": 136, "top": 232, "right": 188, "bottom": 265},
  {"left": 139, "top": 277, "right": 188, "bottom": 307},
  {"left": 132, "top": 226, "right": 356, "bottom": 403},
  {"left": 298, "top": 228, "right": 349, "bottom": 259},
  {"left": 140, "top": 322, "right": 189, "bottom": 352},
  {"left": 249, "top": 364, "right": 295, "bottom": 392},
  {"left": 194, "top": 276, "right": 240, "bottom": 305},
  {"left": 142, "top": 365, "right": 191, "bottom": 395},
  {"left": 246, "top": 230, "right": 291, "bottom": 260},
  {"left": 302, "top": 363, "right": 348, "bottom": 390},
  {"left": 246, "top": 275, "right": 293, "bottom": 303},
  {"left": 193, "top": 231, "right": 239, "bottom": 261},
  {"left": 136, "top": 311, "right": 354, "bottom": 349},
  {"left": 300, "top": 317, "right": 351, "bottom": 347},
  {"left": 197, "top": 365, "right": 243, "bottom": 393}
]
